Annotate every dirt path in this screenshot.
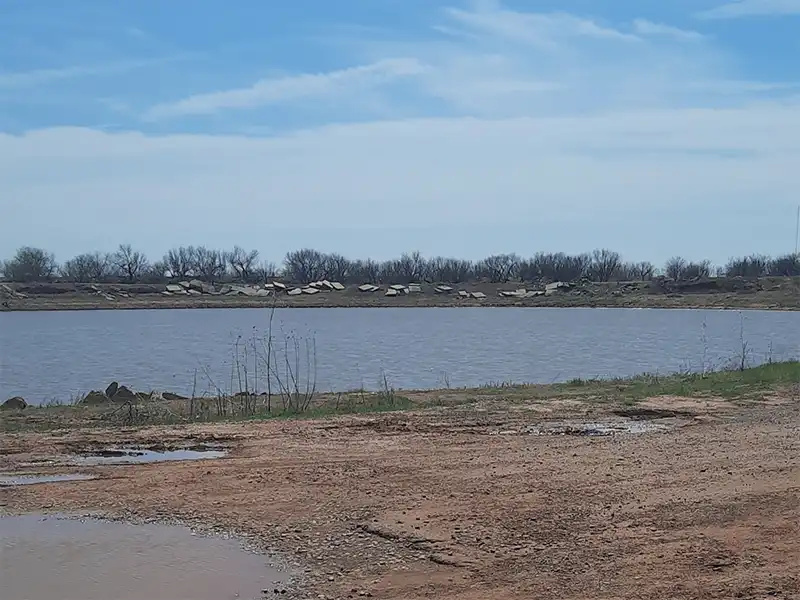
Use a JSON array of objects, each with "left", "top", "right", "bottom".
[{"left": 2, "top": 397, "right": 799, "bottom": 599}]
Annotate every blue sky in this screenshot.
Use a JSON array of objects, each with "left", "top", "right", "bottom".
[{"left": 1, "top": 0, "right": 799, "bottom": 266}]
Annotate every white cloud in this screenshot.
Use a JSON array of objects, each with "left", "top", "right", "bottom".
[
  {"left": 0, "top": 61, "right": 151, "bottom": 89},
  {"left": 144, "top": 58, "right": 429, "bottom": 120},
  {"left": 2, "top": 101, "right": 799, "bottom": 262},
  {"left": 696, "top": 0, "right": 800, "bottom": 19},
  {"left": 444, "top": 4, "right": 641, "bottom": 50},
  {"left": 632, "top": 19, "right": 705, "bottom": 41}
]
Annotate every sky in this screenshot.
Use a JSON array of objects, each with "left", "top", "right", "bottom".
[{"left": 1, "top": 0, "right": 799, "bottom": 267}]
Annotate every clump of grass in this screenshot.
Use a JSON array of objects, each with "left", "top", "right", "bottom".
[{"left": 600, "top": 360, "right": 800, "bottom": 402}]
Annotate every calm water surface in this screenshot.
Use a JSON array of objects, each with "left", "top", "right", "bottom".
[
  {"left": 1, "top": 307, "right": 798, "bottom": 404},
  {"left": 0, "top": 514, "right": 286, "bottom": 600}
]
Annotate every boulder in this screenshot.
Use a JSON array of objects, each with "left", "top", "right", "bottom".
[
  {"left": 81, "top": 390, "right": 110, "bottom": 405},
  {"left": 1, "top": 396, "right": 27, "bottom": 410},
  {"left": 105, "top": 381, "right": 119, "bottom": 398},
  {"left": 287, "top": 288, "right": 303, "bottom": 296},
  {"left": 162, "top": 391, "right": 189, "bottom": 401},
  {"left": 112, "top": 385, "right": 139, "bottom": 402},
  {"left": 330, "top": 282, "right": 345, "bottom": 291},
  {"left": 188, "top": 279, "right": 205, "bottom": 292}
]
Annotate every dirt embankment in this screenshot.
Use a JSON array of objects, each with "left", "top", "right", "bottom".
[
  {"left": 1, "top": 276, "right": 799, "bottom": 311},
  {"left": 2, "top": 387, "right": 799, "bottom": 600}
]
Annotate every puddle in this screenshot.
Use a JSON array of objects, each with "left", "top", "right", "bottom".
[
  {"left": 0, "top": 514, "right": 289, "bottom": 600},
  {"left": 492, "top": 420, "right": 673, "bottom": 437},
  {"left": 74, "top": 447, "right": 227, "bottom": 465},
  {"left": 0, "top": 473, "right": 97, "bottom": 486}
]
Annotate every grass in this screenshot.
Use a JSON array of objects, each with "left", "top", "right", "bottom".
[
  {"left": 559, "top": 360, "right": 800, "bottom": 402},
  {"left": 2, "top": 361, "right": 797, "bottom": 434}
]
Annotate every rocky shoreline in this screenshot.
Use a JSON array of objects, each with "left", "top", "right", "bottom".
[{"left": 2, "top": 276, "right": 799, "bottom": 311}]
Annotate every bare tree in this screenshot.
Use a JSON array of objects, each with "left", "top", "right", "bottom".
[
  {"left": 163, "top": 246, "right": 196, "bottom": 279},
  {"left": 61, "top": 252, "right": 112, "bottom": 282},
  {"left": 587, "top": 249, "right": 622, "bottom": 282},
  {"left": 1, "top": 246, "right": 58, "bottom": 282},
  {"left": 665, "top": 256, "right": 687, "bottom": 280},
  {"left": 253, "top": 260, "right": 279, "bottom": 282},
  {"left": 725, "top": 254, "right": 770, "bottom": 278},
  {"left": 769, "top": 253, "right": 800, "bottom": 276},
  {"left": 350, "top": 258, "right": 380, "bottom": 283},
  {"left": 382, "top": 251, "right": 428, "bottom": 283},
  {"left": 284, "top": 248, "right": 327, "bottom": 283},
  {"left": 192, "top": 247, "right": 227, "bottom": 281},
  {"left": 225, "top": 246, "right": 259, "bottom": 282},
  {"left": 666, "top": 256, "right": 711, "bottom": 280},
  {"left": 112, "top": 244, "right": 149, "bottom": 282},
  {"left": 427, "top": 257, "right": 474, "bottom": 283},
  {"left": 322, "top": 253, "right": 352, "bottom": 282},
  {"left": 618, "top": 261, "right": 655, "bottom": 281},
  {"left": 476, "top": 253, "right": 520, "bottom": 282}
]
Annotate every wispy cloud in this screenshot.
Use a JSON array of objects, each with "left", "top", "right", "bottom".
[
  {"left": 632, "top": 19, "right": 705, "bottom": 41},
  {"left": 144, "top": 58, "right": 428, "bottom": 120},
  {"left": 443, "top": 5, "right": 641, "bottom": 50},
  {"left": 0, "top": 56, "right": 190, "bottom": 89},
  {"left": 696, "top": 0, "right": 800, "bottom": 19}
]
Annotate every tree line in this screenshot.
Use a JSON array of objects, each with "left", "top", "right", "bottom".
[{"left": 2, "top": 244, "right": 799, "bottom": 285}]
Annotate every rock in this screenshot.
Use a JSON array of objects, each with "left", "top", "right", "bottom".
[
  {"left": 187, "top": 289, "right": 202, "bottom": 296},
  {"left": 330, "top": 282, "right": 345, "bottom": 291},
  {"left": 545, "top": 281, "right": 570, "bottom": 295},
  {"left": 162, "top": 391, "right": 188, "bottom": 401},
  {"left": 81, "top": 390, "right": 110, "bottom": 405},
  {"left": 302, "top": 287, "right": 320, "bottom": 295},
  {"left": 189, "top": 279, "right": 205, "bottom": 292},
  {"left": 255, "top": 289, "right": 271, "bottom": 297},
  {"left": 390, "top": 284, "right": 406, "bottom": 291},
  {"left": 358, "top": 284, "right": 379, "bottom": 293},
  {"left": 287, "top": 288, "right": 303, "bottom": 296},
  {"left": 458, "top": 290, "right": 469, "bottom": 298},
  {"left": 385, "top": 289, "right": 398, "bottom": 297},
  {"left": 434, "top": 285, "right": 453, "bottom": 294},
  {"left": 178, "top": 281, "right": 191, "bottom": 289},
  {"left": 1, "top": 396, "right": 26, "bottom": 410},
  {"left": 408, "top": 284, "right": 422, "bottom": 293},
  {"left": 165, "top": 284, "right": 184, "bottom": 293},
  {"left": 112, "top": 385, "right": 138, "bottom": 402},
  {"left": 105, "top": 381, "right": 119, "bottom": 398},
  {"left": 470, "top": 292, "right": 487, "bottom": 299},
  {"left": 272, "top": 282, "right": 287, "bottom": 290}
]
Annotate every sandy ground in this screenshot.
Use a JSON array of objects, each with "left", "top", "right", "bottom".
[{"left": 2, "top": 395, "right": 799, "bottom": 600}]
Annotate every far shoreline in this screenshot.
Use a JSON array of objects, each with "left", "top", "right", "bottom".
[{"left": 2, "top": 278, "right": 799, "bottom": 313}]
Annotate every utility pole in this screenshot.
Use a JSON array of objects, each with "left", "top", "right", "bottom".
[{"left": 796, "top": 205, "right": 800, "bottom": 256}]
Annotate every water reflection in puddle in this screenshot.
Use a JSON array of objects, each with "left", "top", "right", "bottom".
[
  {"left": 75, "top": 447, "right": 227, "bottom": 465},
  {"left": 0, "top": 514, "right": 288, "bottom": 600},
  {"left": 0, "top": 473, "right": 97, "bottom": 486}
]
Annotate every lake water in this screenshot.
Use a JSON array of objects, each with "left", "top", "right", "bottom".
[
  {"left": 0, "top": 514, "right": 287, "bottom": 600},
  {"left": 1, "top": 307, "right": 798, "bottom": 404}
]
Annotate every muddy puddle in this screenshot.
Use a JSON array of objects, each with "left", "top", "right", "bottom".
[
  {"left": 0, "top": 473, "right": 97, "bottom": 486},
  {"left": 0, "top": 514, "right": 289, "bottom": 600},
  {"left": 74, "top": 447, "right": 227, "bottom": 465},
  {"left": 492, "top": 419, "right": 677, "bottom": 437}
]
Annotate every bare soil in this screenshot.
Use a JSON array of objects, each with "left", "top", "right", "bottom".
[
  {"left": 2, "top": 390, "right": 798, "bottom": 599},
  {"left": 2, "top": 277, "right": 799, "bottom": 311}
]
